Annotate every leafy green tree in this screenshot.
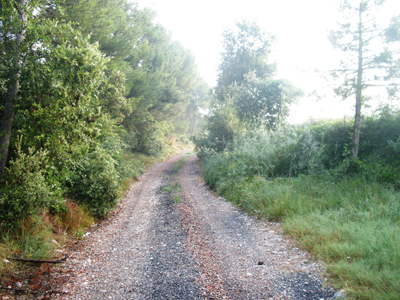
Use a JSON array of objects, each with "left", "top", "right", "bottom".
[
  {"left": 13, "top": 33, "right": 109, "bottom": 172},
  {"left": 231, "top": 72, "right": 302, "bottom": 128},
  {"left": 216, "top": 19, "right": 276, "bottom": 101},
  {"left": 197, "top": 19, "right": 300, "bottom": 153},
  {"left": 123, "top": 25, "right": 202, "bottom": 154},
  {"left": 329, "top": 0, "right": 400, "bottom": 159},
  {"left": 0, "top": 0, "right": 28, "bottom": 180},
  {"left": 54, "top": 0, "right": 154, "bottom": 75},
  {"left": 195, "top": 99, "right": 240, "bottom": 152}
]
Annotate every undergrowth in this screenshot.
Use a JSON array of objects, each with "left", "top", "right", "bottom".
[
  {"left": 0, "top": 145, "right": 179, "bottom": 274},
  {"left": 198, "top": 119, "right": 400, "bottom": 300}
]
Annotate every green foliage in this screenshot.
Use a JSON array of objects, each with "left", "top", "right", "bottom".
[
  {"left": 197, "top": 107, "right": 400, "bottom": 299},
  {"left": 173, "top": 81, "right": 211, "bottom": 136},
  {"left": 162, "top": 182, "right": 182, "bottom": 194},
  {"left": 308, "top": 108, "right": 400, "bottom": 186},
  {"left": 201, "top": 124, "right": 324, "bottom": 188},
  {"left": 173, "top": 195, "right": 181, "bottom": 203},
  {"left": 328, "top": 0, "right": 400, "bottom": 159},
  {"left": 194, "top": 101, "right": 240, "bottom": 153},
  {"left": 232, "top": 72, "right": 302, "bottom": 127},
  {"left": 197, "top": 20, "right": 300, "bottom": 156},
  {"left": 69, "top": 148, "right": 120, "bottom": 217},
  {"left": 201, "top": 134, "right": 400, "bottom": 298},
  {"left": 12, "top": 30, "right": 109, "bottom": 177},
  {"left": 2, "top": 216, "right": 55, "bottom": 260},
  {"left": 0, "top": 0, "right": 208, "bottom": 262},
  {"left": 173, "top": 158, "right": 187, "bottom": 171},
  {"left": 136, "top": 120, "right": 172, "bottom": 156},
  {"left": 0, "top": 137, "right": 63, "bottom": 226},
  {"left": 216, "top": 19, "right": 276, "bottom": 101}
]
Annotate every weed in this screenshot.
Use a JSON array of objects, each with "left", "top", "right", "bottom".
[
  {"left": 57, "top": 201, "right": 94, "bottom": 235},
  {"left": 173, "top": 158, "right": 187, "bottom": 171},
  {"left": 163, "top": 182, "right": 182, "bottom": 194},
  {"left": 197, "top": 120, "right": 400, "bottom": 299},
  {"left": 163, "top": 181, "right": 183, "bottom": 205},
  {"left": 182, "top": 152, "right": 197, "bottom": 157}
]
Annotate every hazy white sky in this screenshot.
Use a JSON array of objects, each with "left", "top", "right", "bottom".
[{"left": 134, "top": 0, "right": 400, "bottom": 122}]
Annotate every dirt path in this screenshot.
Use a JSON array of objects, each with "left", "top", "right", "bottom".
[{"left": 57, "top": 152, "right": 337, "bottom": 299}]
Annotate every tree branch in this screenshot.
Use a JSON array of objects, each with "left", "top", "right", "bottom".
[{"left": 7, "top": 254, "right": 69, "bottom": 264}]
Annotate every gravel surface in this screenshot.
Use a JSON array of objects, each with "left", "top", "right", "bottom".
[{"left": 55, "top": 152, "right": 339, "bottom": 299}]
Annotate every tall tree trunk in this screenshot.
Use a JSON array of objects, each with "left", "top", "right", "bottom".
[
  {"left": 0, "top": 0, "right": 26, "bottom": 180},
  {"left": 352, "top": 3, "right": 363, "bottom": 160}
]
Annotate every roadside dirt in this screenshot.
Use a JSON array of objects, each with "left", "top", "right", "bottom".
[{"left": 47, "top": 152, "right": 338, "bottom": 299}]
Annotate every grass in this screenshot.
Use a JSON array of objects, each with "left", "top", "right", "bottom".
[
  {"left": 182, "top": 151, "right": 197, "bottom": 157},
  {"left": 163, "top": 181, "right": 183, "bottom": 194},
  {"left": 119, "top": 153, "right": 157, "bottom": 195},
  {"left": 173, "top": 195, "right": 181, "bottom": 203},
  {"left": 284, "top": 211, "right": 400, "bottom": 299},
  {"left": 196, "top": 119, "right": 400, "bottom": 299},
  {"left": 0, "top": 214, "right": 60, "bottom": 272},
  {"left": 203, "top": 159, "right": 400, "bottom": 299},
  {"left": 173, "top": 158, "right": 187, "bottom": 171},
  {"left": 163, "top": 158, "right": 186, "bottom": 203}
]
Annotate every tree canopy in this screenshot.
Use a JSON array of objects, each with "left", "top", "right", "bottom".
[
  {"left": 0, "top": 0, "right": 209, "bottom": 223},
  {"left": 216, "top": 19, "right": 276, "bottom": 102},
  {"left": 195, "top": 20, "right": 301, "bottom": 152}
]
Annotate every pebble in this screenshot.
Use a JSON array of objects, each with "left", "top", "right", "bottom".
[{"left": 54, "top": 154, "right": 338, "bottom": 300}]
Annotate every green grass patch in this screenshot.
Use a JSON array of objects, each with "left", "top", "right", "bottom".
[
  {"left": 163, "top": 181, "right": 183, "bottom": 204},
  {"left": 163, "top": 181, "right": 183, "bottom": 194},
  {"left": 182, "top": 151, "right": 197, "bottom": 157},
  {"left": 173, "top": 195, "right": 181, "bottom": 203},
  {"left": 173, "top": 158, "right": 187, "bottom": 171},
  {"left": 205, "top": 170, "right": 400, "bottom": 299},
  {"left": 196, "top": 115, "right": 400, "bottom": 299}
]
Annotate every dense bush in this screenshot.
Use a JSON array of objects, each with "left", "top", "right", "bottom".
[
  {"left": 309, "top": 109, "right": 400, "bottom": 171},
  {"left": 196, "top": 110, "right": 400, "bottom": 299},
  {"left": 137, "top": 121, "right": 172, "bottom": 156},
  {"left": 68, "top": 148, "right": 120, "bottom": 217},
  {"left": 0, "top": 138, "right": 63, "bottom": 226},
  {"left": 194, "top": 102, "right": 240, "bottom": 153},
  {"left": 201, "top": 124, "right": 325, "bottom": 190}
]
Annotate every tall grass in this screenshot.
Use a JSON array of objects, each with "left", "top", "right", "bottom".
[
  {"left": 202, "top": 125, "right": 324, "bottom": 188},
  {"left": 199, "top": 124, "right": 400, "bottom": 299}
]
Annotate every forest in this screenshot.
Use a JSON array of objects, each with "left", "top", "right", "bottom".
[
  {"left": 1, "top": 0, "right": 400, "bottom": 299},
  {"left": 0, "top": 0, "right": 209, "bottom": 269}
]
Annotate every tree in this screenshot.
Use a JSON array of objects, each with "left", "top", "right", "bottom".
[
  {"left": 329, "top": 0, "right": 400, "bottom": 159},
  {"left": 231, "top": 72, "right": 302, "bottom": 128},
  {"left": 54, "top": 0, "right": 155, "bottom": 76},
  {"left": 173, "top": 81, "right": 211, "bottom": 135},
  {"left": 196, "top": 20, "right": 301, "bottom": 153},
  {"left": 216, "top": 20, "right": 300, "bottom": 130},
  {"left": 14, "top": 34, "right": 110, "bottom": 170},
  {"left": 0, "top": 0, "right": 27, "bottom": 180},
  {"left": 216, "top": 19, "right": 276, "bottom": 101}
]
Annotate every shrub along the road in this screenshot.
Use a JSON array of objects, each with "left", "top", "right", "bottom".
[{"left": 197, "top": 110, "right": 400, "bottom": 299}]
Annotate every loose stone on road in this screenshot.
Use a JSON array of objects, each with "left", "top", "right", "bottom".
[{"left": 58, "top": 152, "right": 337, "bottom": 299}]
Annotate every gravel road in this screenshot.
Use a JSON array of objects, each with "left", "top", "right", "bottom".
[{"left": 57, "top": 152, "right": 339, "bottom": 299}]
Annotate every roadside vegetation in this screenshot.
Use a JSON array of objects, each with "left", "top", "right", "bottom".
[
  {"left": 0, "top": 0, "right": 208, "bottom": 279},
  {"left": 1, "top": 0, "right": 399, "bottom": 299},
  {"left": 194, "top": 4, "right": 400, "bottom": 299},
  {"left": 197, "top": 112, "right": 400, "bottom": 299}
]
